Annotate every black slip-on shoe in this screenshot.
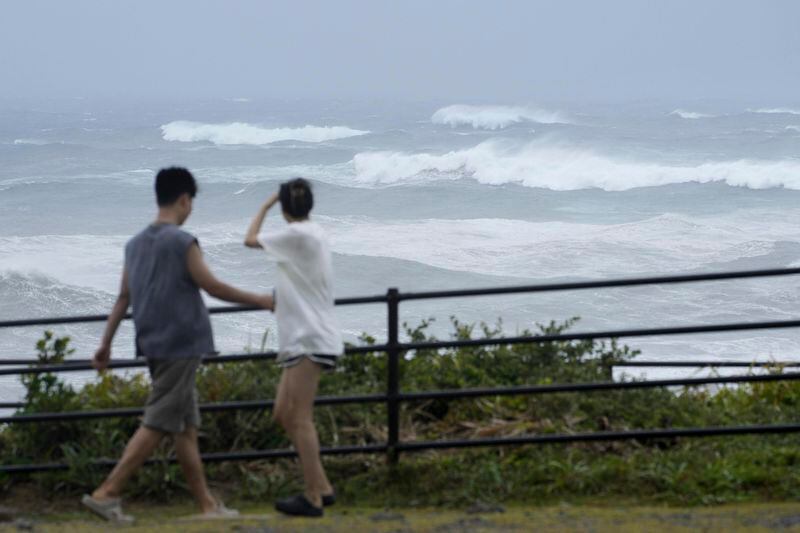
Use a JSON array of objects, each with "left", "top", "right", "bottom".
[
  {"left": 322, "top": 492, "right": 336, "bottom": 507},
  {"left": 275, "top": 494, "right": 323, "bottom": 517}
]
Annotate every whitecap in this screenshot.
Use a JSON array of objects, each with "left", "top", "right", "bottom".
[
  {"left": 13, "top": 138, "right": 54, "bottom": 146},
  {"left": 431, "top": 104, "right": 569, "bottom": 130},
  {"left": 669, "top": 109, "right": 714, "bottom": 119},
  {"left": 160, "top": 121, "right": 369, "bottom": 145},
  {"left": 748, "top": 107, "right": 800, "bottom": 115}
]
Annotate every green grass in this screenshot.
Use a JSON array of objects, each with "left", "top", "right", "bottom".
[{"left": 7, "top": 502, "right": 800, "bottom": 532}]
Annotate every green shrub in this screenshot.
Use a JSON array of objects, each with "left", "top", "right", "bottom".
[{"left": 2, "top": 319, "right": 800, "bottom": 505}]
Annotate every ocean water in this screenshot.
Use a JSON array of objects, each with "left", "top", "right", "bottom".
[{"left": 2, "top": 97, "right": 800, "bottom": 402}]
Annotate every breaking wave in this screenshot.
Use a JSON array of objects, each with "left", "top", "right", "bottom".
[
  {"left": 0, "top": 271, "right": 112, "bottom": 320},
  {"left": 669, "top": 109, "right": 713, "bottom": 119},
  {"left": 0, "top": 234, "right": 128, "bottom": 294},
  {"left": 351, "top": 140, "right": 800, "bottom": 191},
  {"left": 431, "top": 104, "right": 568, "bottom": 130},
  {"left": 160, "top": 121, "right": 369, "bottom": 145}
]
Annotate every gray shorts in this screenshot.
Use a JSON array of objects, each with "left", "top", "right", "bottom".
[
  {"left": 277, "top": 353, "right": 337, "bottom": 370},
  {"left": 143, "top": 357, "right": 201, "bottom": 434}
]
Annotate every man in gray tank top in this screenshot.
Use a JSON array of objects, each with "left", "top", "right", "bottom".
[{"left": 81, "top": 168, "right": 273, "bottom": 523}]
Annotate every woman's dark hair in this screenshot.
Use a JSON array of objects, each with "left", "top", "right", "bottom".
[
  {"left": 155, "top": 167, "right": 198, "bottom": 206},
  {"left": 279, "top": 178, "right": 314, "bottom": 218}
]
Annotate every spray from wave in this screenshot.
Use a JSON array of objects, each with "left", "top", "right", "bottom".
[
  {"left": 352, "top": 140, "right": 800, "bottom": 191},
  {"left": 669, "top": 109, "right": 714, "bottom": 119},
  {"left": 160, "top": 121, "right": 369, "bottom": 145},
  {"left": 431, "top": 104, "right": 568, "bottom": 130}
]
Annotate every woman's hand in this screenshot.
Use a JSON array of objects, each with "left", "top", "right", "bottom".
[
  {"left": 245, "top": 192, "right": 280, "bottom": 248},
  {"left": 265, "top": 192, "right": 280, "bottom": 209}
]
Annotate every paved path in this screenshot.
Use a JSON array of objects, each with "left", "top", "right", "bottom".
[{"left": 3, "top": 503, "right": 800, "bottom": 531}]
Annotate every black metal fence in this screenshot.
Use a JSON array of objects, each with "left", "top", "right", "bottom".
[{"left": 2, "top": 267, "right": 800, "bottom": 474}]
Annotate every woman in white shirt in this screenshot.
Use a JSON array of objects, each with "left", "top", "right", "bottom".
[{"left": 244, "top": 178, "right": 343, "bottom": 517}]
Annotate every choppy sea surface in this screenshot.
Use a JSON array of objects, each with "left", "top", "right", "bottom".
[{"left": 2, "top": 97, "right": 800, "bottom": 402}]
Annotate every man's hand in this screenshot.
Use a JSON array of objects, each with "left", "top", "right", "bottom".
[
  {"left": 92, "top": 343, "right": 111, "bottom": 373},
  {"left": 92, "top": 269, "right": 129, "bottom": 374},
  {"left": 258, "top": 293, "right": 275, "bottom": 311}
]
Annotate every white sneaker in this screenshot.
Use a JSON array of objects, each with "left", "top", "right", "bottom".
[
  {"left": 201, "top": 502, "right": 240, "bottom": 519},
  {"left": 81, "top": 494, "right": 135, "bottom": 524}
]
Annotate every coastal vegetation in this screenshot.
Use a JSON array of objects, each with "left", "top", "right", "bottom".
[{"left": 1, "top": 320, "right": 800, "bottom": 507}]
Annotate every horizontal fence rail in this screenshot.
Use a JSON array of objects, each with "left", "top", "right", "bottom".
[
  {"left": 6, "top": 423, "right": 800, "bottom": 474},
  {"left": 0, "top": 345, "right": 385, "bottom": 377},
  {"left": 3, "top": 372, "right": 799, "bottom": 426},
  {"left": 0, "top": 295, "right": 387, "bottom": 329},
  {"left": 4, "top": 320, "right": 800, "bottom": 377},
  {"left": 2, "top": 266, "right": 799, "bottom": 331},
  {"left": 614, "top": 361, "right": 800, "bottom": 367},
  {"left": 0, "top": 393, "right": 388, "bottom": 425},
  {"left": 395, "top": 267, "right": 800, "bottom": 301},
  {"left": 2, "top": 267, "right": 800, "bottom": 473}
]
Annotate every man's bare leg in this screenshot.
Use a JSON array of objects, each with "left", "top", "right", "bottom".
[
  {"left": 274, "top": 358, "right": 333, "bottom": 507},
  {"left": 174, "top": 426, "right": 217, "bottom": 513},
  {"left": 91, "top": 426, "right": 163, "bottom": 500}
]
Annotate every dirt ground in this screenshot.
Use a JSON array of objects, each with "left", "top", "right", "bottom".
[{"left": 2, "top": 502, "right": 800, "bottom": 532}]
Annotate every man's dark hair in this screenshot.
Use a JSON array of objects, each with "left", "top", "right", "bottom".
[
  {"left": 155, "top": 167, "right": 198, "bottom": 206},
  {"left": 279, "top": 178, "right": 314, "bottom": 218}
]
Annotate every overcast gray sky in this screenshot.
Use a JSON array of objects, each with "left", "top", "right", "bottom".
[{"left": 1, "top": 0, "right": 798, "bottom": 102}]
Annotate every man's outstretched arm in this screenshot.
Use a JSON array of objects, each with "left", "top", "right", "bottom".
[
  {"left": 187, "top": 242, "right": 274, "bottom": 309},
  {"left": 92, "top": 269, "right": 131, "bottom": 372}
]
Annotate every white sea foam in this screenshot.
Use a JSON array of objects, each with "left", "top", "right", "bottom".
[
  {"left": 197, "top": 209, "right": 800, "bottom": 281},
  {"left": 786, "top": 126, "right": 800, "bottom": 133},
  {"left": 13, "top": 138, "right": 58, "bottom": 146},
  {"left": 748, "top": 108, "right": 800, "bottom": 115},
  {"left": 0, "top": 271, "right": 112, "bottom": 319},
  {"left": 0, "top": 235, "right": 127, "bottom": 294},
  {"left": 351, "top": 140, "right": 800, "bottom": 191},
  {"left": 669, "top": 109, "right": 713, "bottom": 119},
  {"left": 160, "top": 121, "right": 369, "bottom": 145},
  {"left": 320, "top": 212, "right": 800, "bottom": 279},
  {"left": 431, "top": 104, "right": 568, "bottom": 130}
]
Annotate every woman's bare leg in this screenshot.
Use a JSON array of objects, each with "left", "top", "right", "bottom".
[{"left": 274, "top": 358, "right": 333, "bottom": 507}]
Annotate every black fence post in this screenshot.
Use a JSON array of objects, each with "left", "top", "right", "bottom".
[{"left": 386, "top": 287, "right": 400, "bottom": 464}]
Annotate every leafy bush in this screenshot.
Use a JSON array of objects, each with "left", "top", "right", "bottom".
[{"left": 2, "top": 319, "right": 800, "bottom": 505}]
